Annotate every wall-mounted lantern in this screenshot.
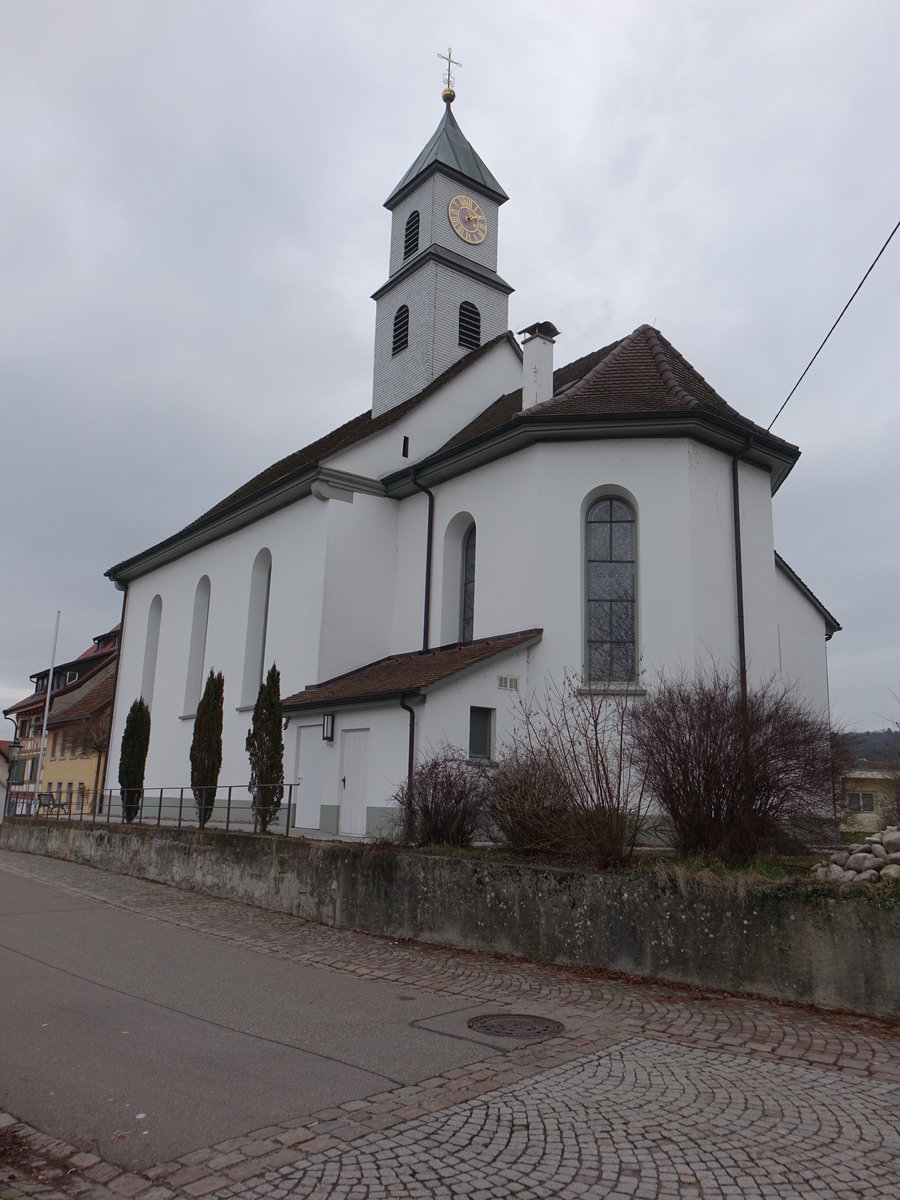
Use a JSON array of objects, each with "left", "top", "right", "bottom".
[{"left": 322, "top": 713, "right": 335, "bottom": 742}]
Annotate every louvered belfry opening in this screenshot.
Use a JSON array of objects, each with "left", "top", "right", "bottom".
[
  {"left": 392, "top": 305, "right": 409, "bottom": 355},
  {"left": 458, "top": 301, "right": 481, "bottom": 350},
  {"left": 403, "top": 210, "right": 420, "bottom": 260}
]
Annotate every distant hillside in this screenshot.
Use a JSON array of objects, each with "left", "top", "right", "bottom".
[{"left": 841, "top": 729, "right": 900, "bottom": 763}]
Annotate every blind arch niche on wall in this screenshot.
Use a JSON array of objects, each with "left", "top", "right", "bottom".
[
  {"left": 141, "top": 594, "right": 163, "bottom": 710},
  {"left": 183, "top": 575, "right": 211, "bottom": 716},
  {"left": 241, "top": 549, "right": 272, "bottom": 707}
]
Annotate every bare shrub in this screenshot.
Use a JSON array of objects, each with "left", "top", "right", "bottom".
[
  {"left": 631, "top": 667, "right": 834, "bottom": 865},
  {"left": 487, "top": 749, "right": 572, "bottom": 854},
  {"left": 488, "top": 675, "right": 647, "bottom": 867},
  {"left": 394, "top": 747, "right": 485, "bottom": 847}
]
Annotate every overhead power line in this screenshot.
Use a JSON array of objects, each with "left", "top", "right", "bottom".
[{"left": 768, "top": 215, "right": 900, "bottom": 430}]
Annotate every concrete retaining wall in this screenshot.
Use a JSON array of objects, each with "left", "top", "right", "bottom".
[{"left": 2, "top": 818, "right": 897, "bottom": 1018}]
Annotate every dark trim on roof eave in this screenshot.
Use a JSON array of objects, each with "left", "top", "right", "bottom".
[
  {"left": 384, "top": 411, "right": 800, "bottom": 498},
  {"left": 372, "top": 246, "right": 514, "bottom": 301},
  {"left": 107, "top": 464, "right": 319, "bottom": 584},
  {"left": 774, "top": 552, "right": 841, "bottom": 638},
  {"left": 385, "top": 161, "right": 508, "bottom": 211}
]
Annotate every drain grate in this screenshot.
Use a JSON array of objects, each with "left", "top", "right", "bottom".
[{"left": 467, "top": 1013, "right": 564, "bottom": 1040}]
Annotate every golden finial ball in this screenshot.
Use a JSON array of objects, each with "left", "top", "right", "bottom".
[{"left": 442, "top": 87, "right": 456, "bottom": 103}]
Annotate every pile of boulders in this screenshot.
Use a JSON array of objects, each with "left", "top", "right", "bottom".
[{"left": 812, "top": 826, "right": 900, "bottom": 884}]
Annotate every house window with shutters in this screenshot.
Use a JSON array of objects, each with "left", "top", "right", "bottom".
[
  {"left": 392, "top": 305, "right": 409, "bottom": 355},
  {"left": 585, "top": 496, "right": 636, "bottom": 683},
  {"left": 458, "top": 302, "right": 481, "bottom": 349},
  {"left": 403, "top": 211, "right": 420, "bottom": 259}
]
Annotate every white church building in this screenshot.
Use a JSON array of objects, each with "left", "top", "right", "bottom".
[{"left": 105, "top": 91, "right": 839, "bottom": 837}]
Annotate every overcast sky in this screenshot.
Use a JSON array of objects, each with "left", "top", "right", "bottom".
[{"left": 1, "top": 0, "right": 898, "bottom": 732}]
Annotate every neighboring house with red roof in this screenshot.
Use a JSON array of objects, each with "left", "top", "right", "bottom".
[
  {"left": 3, "top": 626, "right": 119, "bottom": 815},
  {"left": 103, "top": 92, "right": 839, "bottom": 838},
  {"left": 0, "top": 741, "right": 10, "bottom": 820}
]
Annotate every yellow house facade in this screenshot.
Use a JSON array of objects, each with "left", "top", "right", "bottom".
[
  {"left": 839, "top": 762, "right": 899, "bottom": 834},
  {"left": 43, "top": 662, "right": 116, "bottom": 815}
]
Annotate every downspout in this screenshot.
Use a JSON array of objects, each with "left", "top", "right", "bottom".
[
  {"left": 101, "top": 583, "right": 129, "bottom": 800},
  {"left": 411, "top": 474, "right": 434, "bottom": 651},
  {"left": 399, "top": 693, "right": 417, "bottom": 844},
  {"left": 731, "top": 446, "right": 751, "bottom": 707}
]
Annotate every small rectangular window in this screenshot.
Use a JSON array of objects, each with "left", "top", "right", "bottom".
[
  {"left": 468, "top": 706, "right": 494, "bottom": 761},
  {"left": 847, "top": 792, "right": 861, "bottom": 812},
  {"left": 50, "top": 732, "right": 58, "bottom": 759},
  {"left": 861, "top": 792, "right": 875, "bottom": 813}
]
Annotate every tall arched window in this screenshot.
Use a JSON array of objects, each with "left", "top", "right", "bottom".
[
  {"left": 403, "top": 211, "right": 420, "bottom": 259},
  {"left": 183, "top": 575, "right": 211, "bottom": 715},
  {"left": 585, "top": 497, "right": 636, "bottom": 682},
  {"left": 460, "top": 523, "right": 476, "bottom": 643},
  {"left": 241, "top": 549, "right": 272, "bottom": 706},
  {"left": 458, "top": 301, "right": 481, "bottom": 350},
  {"left": 141, "top": 594, "right": 163, "bottom": 710},
  {"left": 392, "top": 305, "right": 409, "bottom": 355}
]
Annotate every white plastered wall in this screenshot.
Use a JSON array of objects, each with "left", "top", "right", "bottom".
[
  {"left": 108, "top": 498, "right": 330, "bottom": 791},
  {"left": 774, "top": 569, "right": 831, "bottom": 714}
]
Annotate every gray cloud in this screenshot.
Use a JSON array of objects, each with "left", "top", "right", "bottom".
[{"left": 2, "top": 0, "right": 898, "bottom": 731}]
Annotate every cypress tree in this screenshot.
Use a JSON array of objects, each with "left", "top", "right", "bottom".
[
  {"left": 246, "top": 663, "right": 284, "bottom": 833},
  {"left": 118, "top": 698, "right": 151, "bottom": 822},
  {"left": 190, "top": 669, "right": 224, "bottom": 828}
]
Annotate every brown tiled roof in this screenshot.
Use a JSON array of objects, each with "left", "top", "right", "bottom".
[
  {"left": 284, "top": 629, "right": 542, "bottom": 710},
  {"left": 47, "top": 664, "right": 116, "bottom": 727},
  {"left": 441, "top": 325, "right": 796, "bottom": 455},
  {"left": 5, "top": 649, "right": 118, "bottom": 719},
  {"left": 176, "top": 332, "right": 518, "bottom": 537},
  {"left": 4, "top": 693, "right": 46, "bottom": 718}
]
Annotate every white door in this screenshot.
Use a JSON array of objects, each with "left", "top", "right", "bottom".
[
  {"left": 339, "top": 729, "right": 369, "bottom": 836},
  {"left": 294, "top": 725, "right": 324, "bottom": 829}
]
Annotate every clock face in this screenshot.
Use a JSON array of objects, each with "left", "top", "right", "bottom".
[{"left": 448, "top": 194, "right": 488, "bottom": 245}]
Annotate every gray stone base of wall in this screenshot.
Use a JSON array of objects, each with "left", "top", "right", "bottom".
[{"left": 1, "top": 818, "right": 897, "bottom": 1018}]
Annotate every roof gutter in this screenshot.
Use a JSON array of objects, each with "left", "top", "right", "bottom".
[{"left": 383, "top": 412, "right": 800, "bottom": 499}]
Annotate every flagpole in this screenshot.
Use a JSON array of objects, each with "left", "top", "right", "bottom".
[{"left": 34, "top": 610, "right": 60, "bottom": 810}]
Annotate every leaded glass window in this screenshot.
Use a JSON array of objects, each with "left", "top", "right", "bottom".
[
  {"left": 460, "top": 523, "right": 476, "bottom": 642},
  {"left": 585, "top": 497, "right": 635, "bottom": 682}
]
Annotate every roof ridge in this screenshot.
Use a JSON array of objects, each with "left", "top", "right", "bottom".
[{"left": 639, "top": 324, "right": 702, "bottom": 410}]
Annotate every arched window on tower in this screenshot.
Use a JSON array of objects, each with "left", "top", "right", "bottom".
[
  {"left": 241, "top": 548, "right": 272, "bottom": 707},
  {"left": 403, "top": 211, "right": 420, "bottom": 259},
  {"left": 392, "top": 305, "right": 409, "bottom": 355},
  {"left": 460, "top": 523, "right": 476, "bottom": 642},
  {"left": 585, "top": 497, "right": 636, "bottom": 683},
  {"left": 458, "top": 301, "right": 481, "bottom": 350}
]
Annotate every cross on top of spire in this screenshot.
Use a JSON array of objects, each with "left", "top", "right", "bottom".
[{"left": 438, "top": 46, "right": 461, "bottom": 102}]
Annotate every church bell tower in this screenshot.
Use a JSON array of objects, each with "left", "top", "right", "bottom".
[{"left": 371, "top": 74, "right": 513, "bottom": 418}]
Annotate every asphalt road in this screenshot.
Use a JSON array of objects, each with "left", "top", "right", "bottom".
[{"left": 0, "top": 862, "right": 504, "bottom": 1170}]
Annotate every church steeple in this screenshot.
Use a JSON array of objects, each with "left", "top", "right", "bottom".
[
  {"left": 371, "top": 89, "right": 513, "bottom": 418},
  {"left": 384, "top": 99, "right": 508, "bottom": 211}
]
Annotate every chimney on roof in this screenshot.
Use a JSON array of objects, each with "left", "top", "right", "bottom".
[{"left": 518, "top": 322, "right": 560, "bottom": 410}]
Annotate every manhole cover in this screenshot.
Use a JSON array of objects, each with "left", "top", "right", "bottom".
[{"left": 467, "top": 1013, "right": 564, "bottom": 1040}]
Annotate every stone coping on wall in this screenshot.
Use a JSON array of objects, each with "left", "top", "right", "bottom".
[{"left": 1, "top": 817, "right": 897, "bottom": 1019}]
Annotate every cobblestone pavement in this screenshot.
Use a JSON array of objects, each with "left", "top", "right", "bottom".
[{"left": 1, "top": 849, "right": 898, "bottom": 1199}]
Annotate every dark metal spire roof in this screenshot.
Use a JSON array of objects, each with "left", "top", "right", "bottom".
[{"left": 384, "top": 101, "right": 508, "bottom": 209}]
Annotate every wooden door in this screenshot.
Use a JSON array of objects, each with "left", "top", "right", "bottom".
[{"left": 338, "top": 729, "right": 369, "bottom": 836}]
